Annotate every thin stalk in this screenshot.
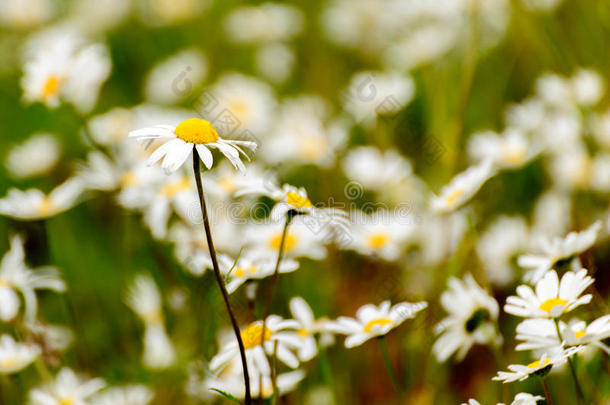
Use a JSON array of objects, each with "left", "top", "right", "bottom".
[
  {"left": 553, "top": 319, "right": 585, "bottom": 404},
  {"left": 192, "top": 149, "right": 251, "bottom": 405},
  {"left": 540, "top": 378, "right": 553, "bottom": 405},
  {"left": 378, "top": 336, "right": 403, "bottom": 398}
]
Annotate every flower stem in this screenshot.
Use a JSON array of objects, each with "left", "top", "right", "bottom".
[
  {"left": 540, "top": 378, "right": 553, "bottom": 405},
  {"left": 553, "top": 319, "right": 585, "bottom": 404},
  {"left": 192, "top": 149, "right": 251, "bottom": 405},
  {"left": 378, "top": 336, "right": 403, "bottom": 399}
]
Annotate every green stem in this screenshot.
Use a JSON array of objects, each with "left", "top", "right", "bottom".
[
  {"left": 193, "top": 149, "right": 251, "bottom": 405},
  {"left": 553, "top": 319, "right": 585, "bottom": 404},
  {"left": 540, "top": 378, "right": 553, "bottom": 405},
  {"left": 378, "top": 336, "right": 403, "bottom": 398}
]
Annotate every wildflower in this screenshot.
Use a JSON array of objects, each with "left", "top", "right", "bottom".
[
  {"left": 327, "top": 300, "right": 427, "bottom": 348},
  {"left": 288, "top": 296, "right": 333, "bottom": 361},
  {"left": 492, "top": 347, "right": 584, "bottom": 383},
  {"left": 223, "top": 3, "right": 304, "bottom": 44},
  {"left": 433, "top": 275, "right": 500, "bottom": 362},
  {"left": 0, "top": 335, "right": 39, "bottom": 374},
  {"left": 504, "top": 269, "right": 593, "bottom": 318},
  {"left": 5, "top": 133, "right": 61, "bottom": 180},
  {"left": 468, "top": 129, "right": 536, "bottom": 169},
  {"left": 463, "top": 393, "right": 544, "bottom": 405},
  {"left": 219, "top": 253, "right": 299, "bottom": 294},
  {"left": 342, "top": 146, "right": 412, "bottom": 192},
  {"left": 28, "top": 367, "right": 106, "bottom": 405},
  {"left": 129, "top": 118, "right": 256, "bottom": 173},
  {"left": 91, "top": 385, "right": 154, "bottom": 405}
]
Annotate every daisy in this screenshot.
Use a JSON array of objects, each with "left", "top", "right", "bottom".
[
  {"left": 128, "top": 117, "right": 257, "bottom": 173},
  {"left": 223, "top": 3, "right": 304, "bottom": 44},
  {"left": 125, "top": 275, "right": 176, "bottom": 370},
  {"left": 504, "top": 269, "right": 593, "bottom": 319},
  {"left": 327, "top": 300, "right": 427, "bottom": 348},
  {"left": 210, "top": 316, "right": 302, "bottom": 376},
  {"left": 518, "top": 221, "right": 601, "bottom": 283},
  {"left": 430, "top": 159, "right": 496, "bottom": 214},
  {"left": 0, "top": 234, "right": 66, "bottom": 322},
  {"left": 0, "top": 335, "right": 40, "bottom": 374},
  {"left": 463, "top": 393, "right": 544, "bottom": 405},
  {"left": 288, "top": 296, "right": 333, "bottom": 361},
  {"left": 561, "top": 316, "right": 610, "bottom": 355},
  {"left": 90, "top": 385, "right": 154, "bottom": 405},
  {"left": 5, "top": 133, "right": 61, "bottom": 180},
  {"left": 433, "top": 274, "right": 500, "bottom": 362},
  {"left": 0, "top": 178, "right": 84, "bottom": 221},
  {"left": 205, "top": 368, "right": 305, "bottom": 401},
  {"left": 341, "top": 146, "right": 413, "bottom": 193},
  {"left": 28, "top": 368, "right": 106, "bottom": 405},
  {"left": 87, "top": 108, "right": 135, "bottom": 146},
  {"left": 468, "top": 129, "right": 537, "bottom": 169},
  {"left": 514, "top": 319, "right": 562, "bottom": 353},
  {"left": 492, "top": 347, "right": 584, "bottom": 383}
]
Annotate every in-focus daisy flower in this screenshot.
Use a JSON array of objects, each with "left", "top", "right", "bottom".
[
  {"left": 0, "top": 235, "right": 66, "bottom": 322},
  {"left": 223, "top": 3, "right": 304, "bottom": 44},
  {"left": 562, "top": 316, "right": 610, "bottom": 354},
  {"left": 327, "top": 300, "right": 427, "bottom": 348},
  {"left": 349, "top": 209, "right": 416, "bottom": 261},
  {"left": 504, "top": 269, "right": 593, "bottom": 319},
  {"left": 28, "top": 367, "right": 106, "bottom": 405},
  {"left": 216, "top": 253, "right": 299, "bottom": 294},
  {"left": 5, "top": 133, "right": 61, "bottom": 179},
  {"left": 0, "top": 178, "right": 84, "bottom": 221},
  {"left": 492, "top": 347, "right": 584, "bottom": 383},
  {"left": 433, "top": 274, "right": 500, "bottom": 362},
  {"left": 430, "top": 159, "right": 496, "bottom": 214},
  {"left": 125, "top": 275, "right": 176, "bottom": 370},
  {"left": 468, "top": 129, "right": 537, "bottom": 169},
  {"left": 463, "top": 393, "right": 544, "bottom": 405},
  {"left": 0, "top": 335, "right": 40, "bottom": 374},
  {"left": 128, "top": 118, "right": 257, "bottom": 173},
  {"left": 518, "top": 221, "right": 601, "bottom": 283},
  {"left": 90, "top": 385, "right": 154, "bottom": 405},
  {"left": 210, "top": 315, "right": 302, "bottom": 376}
]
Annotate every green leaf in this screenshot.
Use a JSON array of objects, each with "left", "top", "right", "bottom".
[{"left": 209, "top": 388, "right": 242, "bottom": 404}]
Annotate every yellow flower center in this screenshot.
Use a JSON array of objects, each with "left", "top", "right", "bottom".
[
  {"left": 230, "top": 100, "right": 249, "bottom": 120},
  {"left": 539, "top": 298, "right": 568, "bottom": 314},
  {"left": 574, "top": 330, "right": 586, "bottom": 339},
  {"left": 0, "top": 279, "right": 8, "bottom": 288},
  {"left": 174, "top": 118, "right": 219, "bottom": 144},
  {"left": 285, "top": 191, "right": 312, "bottom": 209},
  {"left": 42, "top": 75, "right": 61, "bottom": 98},
  {"left": 367, "top": 232, "right": 390, "bottom": 250},
  {"left": 160, "top": 178, "right": 191, "bottom": 198},
  {"left": 269, "top": 232, "right": 297, "bottom": 252},
  {"left": 527, "top": 358, "right": 551, "bottom": 369},
  {"left": 37, "top": 198, "right": 54, "bottom": 215},
  {"left": 445, "top": 189, "right": 464, "bottom": 205},
  {"left": 58, "top": 397, "right": 75, "bottom": 405},
  {"left": 297, "top": 328, "right": 309, "bottom": 337},
  {"left": 234, "top": 266, "right": 257, "bottom": 278},
  {"left": 217, "top": 177, "right": 236, "bottom": 193},
  {"left": 120, "top": 171, "right": 137, "bottom": 188},
  {"left": 143, "top": 310, "right": 163, "bottom": 325},
  {"left": 363, "top": 318, "right": 393, "bottom": 334},
  {"left": 0, "top": 357, "right": 19, "bottom": 370},
  {"left": 241, "top": 324, "right": 272, "bottom": 350},
  {"left": 504, "top": 146, "right": 526, "bottom": 166},
  {"left": 299, "top": 135, "right": 327, "bottom": 159}
]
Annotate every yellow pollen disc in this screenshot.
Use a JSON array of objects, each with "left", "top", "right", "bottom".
[
  {"left": 285, "top": 191, "right": 312, "bottom": 209},
  {"left": 42, "top": 75, "right": 60, "bottom": 98},
  {"left": 367, "top": 232, "right": 390, "bottom": 250},
  {"left": 445, "top": 189, "right": 464, "bottom": 205},
  {"left": 120, "top": 172, "right": 137, "bottom": 188},
  {"left": 161, "top": 178, "right": 191, "bottom": 198},
  {"left": 299, "top": 136, "right": 327, "bottom": 159},
  {"left": 174, "top": 118, "right": 219, "bottom": 144},
  {"left": 0, "top": 279, "right": 8, "bottom": 288},
  {"left": 0, "top": 357, "right": 19, "bottom": 370},
  {"left": 527, "top": 358, "right": 550, "bottom": 369},
  {"left": 143, "top": 310, "right": 163, "bottom": 325},
  {"left": 234, "top": 266, "right": 257, "bottom": 278},
  {"left": 230, "top": 100, "right": 249, "bottom": 119},
  {"left": 217, "top": 177, "right": 236, "bottom": 193},
  {"left": 505, "top": 147, "right": 525, "bottom": 165},
  {"left": 234, "top": 268, "right": 245, "bottom": 278},
  {"left": 37, "top": 198, "right": 54, "bottom": 215},
  {"left": 539, "top": 298, "right": 568, "bottom": 314},
  {"left": 363, "top": 318, "right": 393, "bottom": 334},
  {"left": 269, "top": 232, "right": 297, "bottom": 252},
  {"left": 241, "top": 324, "right": 272, "bottom": 350},
  {"left": 297, "top": 328, "right": 309, "bottom": 337},
  {"left": 574, "top": 330, "right": 586, "bottom": 339},
  {"left": 58, "top": 397, "right": 75, "bottom": 405}
]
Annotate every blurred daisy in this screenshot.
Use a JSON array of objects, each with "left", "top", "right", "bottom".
[
  {"left": 463, "top": 393, "right": 544, "bottom": 405},
  {"left": 288, "top": 296, "right": 333, "bottom": 361},
  {"left": 91, "top": 385, "right": 154, "bottom": 405},
  {"left": 570, "top": 69, "right": 604, "bottom": 107},
  {"left": 342, "top": 146, "right": 412, "bottom": 192},
  {"left": 492, "top": 347, "right": 584, "bottom": 383},
  {"left": 0, "top": 234, "right": 66, "bottom": 322},
  {"left": 28, "top": 367, "right": 106, "bottom": 405},
  {"left": 128, "top": 118, "right": 257, "bottom": 173},
  {"left": 468, "top": 129, "right": 537, "bottom": 169},
  {"left": 0, "top": 178, "right": 84, "bottom": 221},
  {"left": 0, "top": 0, "right": 54, "bottom": 29},
  {"left": 224, "top": 3, "right": 304, "bottom": 44},
  {"left": 5, "top": 133, "right": 61, "bottom": 180},
  {"left": 125, "top": 275, "right": 176, "bottom": 370},
  {"left": 562, "top": 316, "right": 610, "bottom": 354},
  {"left": 430, "top": 159, "right": 496, "bottom": 213},
  {"left": 205, "top": 368, "right": 305, "bottom": 401},
  {"left": 327, "top": 300, "right": 427, "bottom": 348},
  {"left": 518, "top": 221, "right": 601, "bottom": 283},
  {"left": 210, "top": 316, "right": 302, "bottom": 376},
  {"left": 218, "top": 252, "right": 299, "bottom": 294},
  {"left": 0, "top": 335, "right": 39, "bottom": 374},
  {"left": 77, "top": 151, "right": 122, "bottom": 192},
  {"left": 433, "top": 274, "right": 500, "bottom": 362},
  {"left": 87, "top": 108, "right": 135, "bottom": 146},
  {"left": 255, "top": 43, "right": 296, "bottom": 84},
  {"left": 201, "top": 161, "right": 267, "bottom": 200},
  {"left": 504, "top": 269, "right": 593, "bottom": 319}
]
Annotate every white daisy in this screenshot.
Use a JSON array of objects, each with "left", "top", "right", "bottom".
[
  {"left": 91, "top": 385, "right": 154, "bottom": 405},
  {"left": 0, "top": 234, "right": 66, "bottom": 322},
  {"left": 468, "top": 129, "right": 537, "bottom": 169},
  {"left": 561, "top": 316, "right": 610, "bottom": 355},
  {"left": 433, "top": 274, "right": 500, "bottom": 362},
  {"left": 430, "top": 159, "right": 496, "bottom": 214},
  {"left": 341, "top": 146, "right": 413, "bottom": 193},
  {"left": 518, "top": 221, "right": 602, "bottom": 283},
  {"left": 327, "top": 300, "right": 427, "bottom": 348},
  {"left": 504, "top": 269, "right": 593, "bottom": 319},
  {"left": 205, "top": 368, "right": 305, "bottom": 401},
  {"left": 28, "top": 367, "right": 106, "bottom": 405},
  {"left": 218, "top": 252, "right": 299, "bottom": 294},
  {"left": 128, "top": 118, "right": 257, "bottom": 173},
  {"left": 0, "top": 178, "right": 84, "bottom": 221},
  {"left": 463, "top": 393, "right": 544, "bottom": 405},
  {"left": 5, "top": 133, "right": 61, "bottom": 180},
  {"left": 288, "top": 296, "right": 333, "bottom": 361},
  {"left": 492, "top": 347, "right": 584, "bottom": 383},
  {"left": 0, "top": 335, "right": 40, "bottom": 374},
  {"left": 223, "top": 3, "right": 304, "bottom": 44}
]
